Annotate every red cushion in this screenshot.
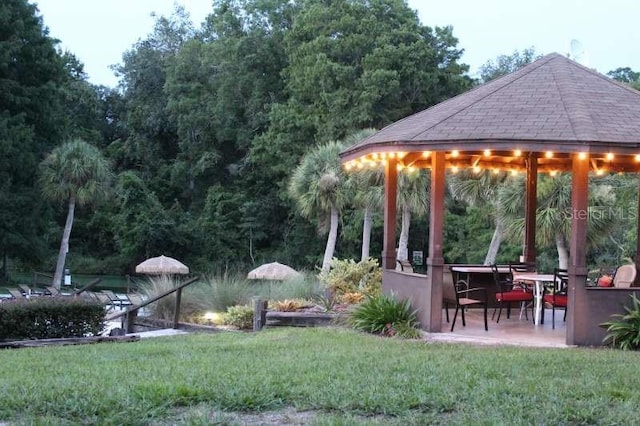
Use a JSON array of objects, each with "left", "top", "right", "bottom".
[
  {"left": 496, "top": 291, "right": 534, "bottom": 302},
  {"left": 543, "top": 294, "right": 568, "bottom": 307},
  {"left": 597, "top": 275, "right": 613, "bottom": 287}
]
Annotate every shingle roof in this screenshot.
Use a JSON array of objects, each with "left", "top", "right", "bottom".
[{"left": 341, "top": 53, "right": 640, "bottom": 161}]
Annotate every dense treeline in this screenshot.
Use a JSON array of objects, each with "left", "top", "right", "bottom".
[{"left": 2, "top": 0, "right": 639, "bottom": 280}]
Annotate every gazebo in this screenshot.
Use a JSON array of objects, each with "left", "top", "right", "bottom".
[{"left": 340, "top": 53, "right": 640, "bottom": 346}]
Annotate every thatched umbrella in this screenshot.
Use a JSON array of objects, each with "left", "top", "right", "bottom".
[
  {"left": 135, "top": 255, "right": 189, "bottom": 275},
  {"left": 247, "top": 262, "right": 301, "bottom": 281}
]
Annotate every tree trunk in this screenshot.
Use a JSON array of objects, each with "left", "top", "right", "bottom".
[
  {"left": 361, "top": 207, "right": 372, "bottom": 262},
  {"left": 321, "top": 205, "right": 339, "bottom": 274},
  {"left": 397, "top": 204, "right": 411, "bottom": 262},
  {"left": 556, "top": 232, "right": 569, "bottom": 270},
  {"left": 484, "top": 216, "right": 505, "bottom": 265},
  {"left": 52, "top": 197, "right": 75, "bottom": 289}
]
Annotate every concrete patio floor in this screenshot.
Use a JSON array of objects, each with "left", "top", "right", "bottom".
[{"left": 422, "top": 308, "right": 571, "bottom": 348}]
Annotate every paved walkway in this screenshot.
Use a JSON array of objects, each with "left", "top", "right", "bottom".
[{"left": 128, "top": 328, "right": 189, "bottom": 338}]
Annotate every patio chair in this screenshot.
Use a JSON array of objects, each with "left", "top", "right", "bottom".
[
  {"left": 491, "top": 264, "right": 534, "bottom": 323},
  {"left": 612, "top": 264, "right": 637, "bottom": 288},
  {"left": 7, "top": 288, "right": 27, "bottom": 299},
  {"left": 101, "top": 290, "right": 132, "bottom": 309},
  {"left": 509, "top": 261, "right": 536, "bottom": 287},
  {"left": 541, "top": 268, "right": 568, "bottom": 329},
  {"left": 447, "top": 266, "right": 488, "bottom": 332},
  {"left": 45, "top": 286, "right": 63, "bottom": 297}
]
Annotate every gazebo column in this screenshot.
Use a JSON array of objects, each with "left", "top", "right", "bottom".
[
  {"left": 567, "top": 153, "right": 589, "bottom": 345},
  {"left": 523, "top": 153, "right": 538, "bottom": 264},
  {"left": 635, "top": 178, "right": 640, "bottom": 284},
  {"left": 382, "top": 157, "right": 398, "bottom": 269},
  {"left": 425, "top": 152, "right": 445, "bottom": 332}
]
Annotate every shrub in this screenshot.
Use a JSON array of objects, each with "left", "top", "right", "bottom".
[
  {"left": 313, "top": 291, "right": 339, "bottom": 312},
  {"left": 190, "top": 272, "right": 251, "bottom": 313},
  {"left": 321, "top": 257, "right": 382, "bottom": 297},
  {"left": 224, "top": 305, "right": 254, "bottom": 329},
  {"left": 348, "top": 293, "right": 420, "bottom": 339},
  {"left": 271, "top": 299, "right": 310, "bottom": 312},
  {"left": 601, "top": 292, "right": 640, "bottom": 350},
  {"left": 256, "top": 273, "right": 325, "bottom": 301},
  {"left": 0, "top": 297, "right": 104, "bottom": 340},
  {"left": 341, "top": 291, "right": 365, "bottom": 304}
]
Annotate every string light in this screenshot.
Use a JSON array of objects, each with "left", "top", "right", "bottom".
[
  {"left": 451, "top": 150, "right": 459, "bottom": 157},
  {"left": 513, "top": 150, "right": 522, "bottom": 157},
  {"left": 578, "top": 152, "right": 587, "bottom": 160},
  {"left": 545, "top": 151, "right": 553, "bottom": 159},
  {"left": 483, "top": 149, "right": 491, "bottom": 157},
  {"left": 606, "top": 152, "right": 614, "bottom": 161}
]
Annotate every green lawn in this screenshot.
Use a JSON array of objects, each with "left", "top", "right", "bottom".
[{"left": 1, "top": 327, "right": 639, "bottom": 425}]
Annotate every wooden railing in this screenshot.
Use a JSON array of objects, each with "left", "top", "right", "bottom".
[{"left": 106, "top": 276, "right": 201, "bottom": 332}]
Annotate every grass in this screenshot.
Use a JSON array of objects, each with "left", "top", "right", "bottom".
[{"left": 1, "top": 327, "right": 640, "bottom": 424}]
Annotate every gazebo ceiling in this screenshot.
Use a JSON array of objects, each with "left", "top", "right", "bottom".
[{"left": 340, "top": 53, "right": 640, "bottom": 174}]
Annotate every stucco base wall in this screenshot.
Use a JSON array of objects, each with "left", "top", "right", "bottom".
[
  {"left": 382, "top": 270, "right": 432, "bottom": 330},
  {"left": 576, "top": 288, "right": 640, "bottom": 346}
]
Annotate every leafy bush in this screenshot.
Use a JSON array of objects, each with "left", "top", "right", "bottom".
[
  {"left": 321, "top": 257, "right": 382, "bottom": 297},
  {"left": 0, "top": 297, "right": 104, "bottom": 340},
  {"left": 601, "top": 293, "right": 640, "bottom": 350},
  {"left": 349, "top": 293, "right": 420, "bottom": 339},
  {"left": 224, "top": 305, "right": 254, "bottom": 329}
]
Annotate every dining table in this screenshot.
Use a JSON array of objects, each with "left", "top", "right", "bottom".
[{"left": 511, "top": 273, "right": 556, "bottom": 325}]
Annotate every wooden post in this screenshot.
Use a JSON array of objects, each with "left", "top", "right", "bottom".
[
  {"left": 567, "top": 153, "right": 589, "bottom": 345},
  {"left": 524, "top": 153, "right": 538, "bottom": 264},
  {"left": 253, "top": 298, "right": 268, "bottom": 331},
  {"left": 173, "top": 288, "right": 182, "bottom": 329},
  {"left": 426, "top": 151, "right": 445, "bottom": 332},
  {"left": 382, "top": 157, "right": 398, "bottom": 269}
]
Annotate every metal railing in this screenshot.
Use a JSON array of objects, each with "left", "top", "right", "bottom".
[{"left": 106, "top": 276, "right": 201, "bottom": 333}]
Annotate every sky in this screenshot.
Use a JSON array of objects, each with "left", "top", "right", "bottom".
[{"left": 33, "top": 0, "right": 640, "bottom": 88}]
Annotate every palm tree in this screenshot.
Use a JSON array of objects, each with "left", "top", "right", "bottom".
[
  {"left": 40, "top": 139, "right": 112, "bottom": 288},
  {"left": 449, "top": 170, "right": 509, "bottom": 265},
  {"left": 396, "top": 168, "right": 430, "bottom": 262},
  {"left": 289, "top": 141, "right": 346, "bottom": 274},
  {"left": 343, "top": 128, "right": 381, "bottom": 261},
  {"left": 502, "top": 174, "right": 616, "bottom": 270}
]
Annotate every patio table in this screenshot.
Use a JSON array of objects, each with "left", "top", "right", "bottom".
[{"left": 512, "top": 273, "right": 555, "bottom": 325}]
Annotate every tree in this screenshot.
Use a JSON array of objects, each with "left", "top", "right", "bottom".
[
  {"left": 449, "top": 171, "right": 511, "bottom": 265},
  {"left": 289, "top": 141, "right": 347, "bottom": 273},
  {"left": 40, "top": 139, "right": 112, "bottom": 288},
  {"left": 607, "top": 67, "right": 640, "bottom": 90},
  {"left": 396, "top": 169, "right": 430, "bottom": 262},
  {"left": 479, "top": 47, "right": 541, "bottom": 82},
  {"left": 343, "top": 128, "right": 381, "bottom": 261},
  {"left": 502, "top": 174, "right": 616, "bottom": 270},
  {"left": 0, "top": 0, "right": 67, "bottom": 277}
]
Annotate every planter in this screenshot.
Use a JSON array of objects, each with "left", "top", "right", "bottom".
[{"left": 265, "top": 311, "right": 347, "bottom": 327}]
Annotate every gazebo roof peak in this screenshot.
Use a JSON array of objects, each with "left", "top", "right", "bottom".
[{"left": 341, "top": 52, "right": 640, "bottom": 162}]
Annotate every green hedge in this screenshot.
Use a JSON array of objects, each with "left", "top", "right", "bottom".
[{"left": 0, "top": 297, "right": 105, "bottom": 340}]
